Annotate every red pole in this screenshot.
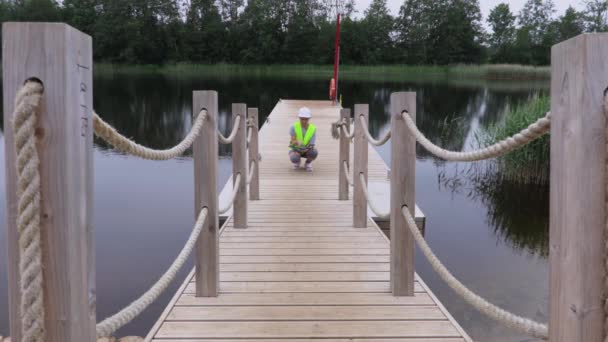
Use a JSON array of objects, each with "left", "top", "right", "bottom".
[{"left": 332, "top": 12, "right": 341, "bottom": 102}]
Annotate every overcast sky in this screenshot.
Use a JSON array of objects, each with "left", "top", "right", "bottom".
[{"left": 353, "top": 0, "right": 582, "bottom": 21}]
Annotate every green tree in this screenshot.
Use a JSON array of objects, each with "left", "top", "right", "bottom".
[
  {"left": 396, "top": 0, "right": 431, "bottom": 63},
  {"left": 487, "top": 3, "right": 516, "bottom": 63},
  {"left": 62, "top": 0, "right": 98, "bottom": 35},
  {"left": 184, "top": 0, "right": 226, "bottom": 63},
  {"left": 11, "top": 0, "right": 60, "bottom": 21},
  {"left": 557, "top": 6, "right": 584, "bottom": 41},
  {"left": 361, "top": 0, "right": 394, "bottom": 64},
  {"left": 518, "top": 0, "right": 555, "bottom": 45},
  {"left": 582, "top": 0, "right": 608, "bottom": 32},
  {"left": 428, "top": 0, "right": 483, "bottom": 64}
]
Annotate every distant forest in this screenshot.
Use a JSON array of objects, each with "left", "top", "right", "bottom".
[{"left": 0, "top": 0, "right": 607, "bottom": 66}]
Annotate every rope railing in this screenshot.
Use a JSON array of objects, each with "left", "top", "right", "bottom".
[
  {"left": 218, "top": 115, "right": 242, "bottom": 144},
  {"left": 341, "top": 121, "right": 355, "bottom": 140},
  {"left": 247, "top": 126, "right": 253, "bottom": 145},
  {"left": 359, "top": 115, "right": 391, "bottom": 146},
  {"left": 401, "top": 206, "right": 548, "bottom": 339},
  {"left": 13, "top": 80, "right": 46, "bottom": 342},
  {"left": 219, "top": 173, "right": 242, "bottom": 215},
  {"left": 358, "top": 173, "right": 389, "bottom": 219},
  {"left": 247, "top": 161, "right": 256, "bottom": 185},
  {"left": 343, "top": 161, "right": 353, "bottom": 186},
  {"left": 93, "top": 110, "right": 207, "bottom": 160},
  {"left": 402, "top": 110, "right": 551, "bottom": 162},
  {"left": 96, "top": 207, "right": 209, "bottom": 337}
]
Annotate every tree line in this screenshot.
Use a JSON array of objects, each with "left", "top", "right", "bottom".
[{"left": 0, "top": 0, "right": 606, "bottom": 66}]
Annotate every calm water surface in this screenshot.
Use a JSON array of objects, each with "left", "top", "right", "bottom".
[{"left": 0, "top": 73, "right": 548, "bottom": 341}]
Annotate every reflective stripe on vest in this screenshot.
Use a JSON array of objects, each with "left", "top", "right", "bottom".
[{"left": 294, "top": 122, "right": 316, "bottom": 146}]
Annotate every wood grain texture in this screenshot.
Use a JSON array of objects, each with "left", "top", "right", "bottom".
[
  {"left": 353, "top": 104, "right": 369, "bottom": 227},
  {"left": 248, "top": 107, "right": 260, "bottom": 200},
  {"left": 3, "top": 22, "right": 96, "bottom": 342},
  {"left": 232, "top": 103, "right": 248, "bottom": 228},
  {"left": 390, "top": 92, "right": 416, "bottom": 296},
  {"left": 339, "top": 108, "right": 351, "bottom": 200},
  {"left": 193, "top": 91, "right": 219, "bottom": 296},
  {"left": 549, "top": 33, "right": 608, "bottom": 342}
]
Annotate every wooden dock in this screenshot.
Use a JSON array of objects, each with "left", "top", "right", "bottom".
[{"left": 145, "top": 100, "right": 471, "bottom": 341}]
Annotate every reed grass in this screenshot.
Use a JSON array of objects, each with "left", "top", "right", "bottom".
[
  {"left": 94, "top": 63, "right": 550, "bottom": 81},
  {"left": 476, "top": 95, "right": 550, "bottom": 184}
]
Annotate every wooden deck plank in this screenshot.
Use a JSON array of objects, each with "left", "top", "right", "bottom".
[
  {"left": 156, "top": 321, "right": 461, "bottom": 338},
  {"left": 147, "top": 99, "right": 470, "bottom": 342},
  {"left": 167, "top": 305, "right": 447, "bottom": 321},
  {"left": 217, "top": 271, "right": 390, "bottom": 281},
  {"left": 219, "top": 263, "right": 390, "bottom": 272},
  {"left": 183, "top": 281, "right": 425, "bottom": 293},
  {"left": 152, "top": 339, "right": 466, "bottom": 342},
  {"left": 175, "top": 292, "right": 436, "bottom": 306}
]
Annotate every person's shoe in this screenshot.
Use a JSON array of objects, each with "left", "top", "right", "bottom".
[
  {"left": 292, "top": 162, "right": 300, "bottom": 170},
  {"left": 305, "top": 163, "right": 313, "bottom": 172}
]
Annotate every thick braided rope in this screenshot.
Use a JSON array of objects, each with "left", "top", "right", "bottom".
[
  {"left": 13, "top": 81, "right": 45, "bottom": 342},
  {"left": 342, "top": 161, "right": 353, "bottom": 186},
  {"left": 96, "top": 207, "right": 208, "bottom": 337},
  {"left": 218, "top": 115, "right": 241, "bottom": 144},
  {"left": 247, "top": 161, "right": 256, "bottom": 185},
  {"left": 402, "top": 111, "right": 551, "bottom": 162},
  {"left": 359, "top": 173, "right": 389, "bottom": 219},
  {"left": 341, "top": 121, "right": 355, "bottom": 140},
  {"left": 401, "top": 207, "right": 548, "bottom": 338},
  {"left": 93, "top": 110, "right": 207, "bottom": 160},
  {"left": 219, "top": 173, "right": 242, "bottom": 215},
  {"left": 359, "top": 115, "right": 391, "bottom": 146},
  {"left": 604, "top": 88, "right": 608, "bottom": 342},
  {"left": 246, "top": 126, "right": 253, "bottom": 145}
]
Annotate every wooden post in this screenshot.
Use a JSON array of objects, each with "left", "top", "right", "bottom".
[
  {"left": 233, "top": 103, "right": 248, "bottom": 228},
  {"left": 390, "top": 92, "right": 416, "bottom": 296},
  {"left": 353, "top": 104, "right": 368, "bottom": 228},
  {"left": 339, "top": 108, "right": 351, "bottom": 200},
  {"left": 248, "top": 107, "right": 260, "bottom": 201},
  {"left": 2, "top": 23, "right": 95, "bottom": 341},
  {"left": 549, "top": 33, "right": 608, "bottom": 342},
  {"left": 193, "top": 91, "right": 219, "bottom": 297}
]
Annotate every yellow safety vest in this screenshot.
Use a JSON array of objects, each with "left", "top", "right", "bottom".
[{"left": 294, "top": 122, "right": 316, "bottom": 146}]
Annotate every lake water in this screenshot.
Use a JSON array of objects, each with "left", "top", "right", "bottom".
[{"left": 0, "top": 72, "right": 549, "bottom": 341}]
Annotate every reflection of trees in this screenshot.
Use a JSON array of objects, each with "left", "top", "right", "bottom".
[
  {"left": 438, "top": 164, "right": 549, "bottom": 258},
  {"left": 474, "top": 170, "right": 549, "bottom": 257}
]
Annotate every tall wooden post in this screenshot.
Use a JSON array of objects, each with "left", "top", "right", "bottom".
[
  {"left": 390, "top": 92, "right": 416, "bottom": 296},
  {"left": 3, "top": 23, "right": 95, "bottom": 341},
  {"left": 233, "top": 103, "right": 248, "bottom": 228},
  {"left": 193, "top": 91, "right": 219, "bottom": 297},
  {"left": 549, "top": 33, "right": 608, "bottom": 342},
  {"left": 353, "top": 104, "right": 369, "bottom": 228},
  {"left": 248, "top": 107, "right": 260, "bottom": 201},
  {"left": 339, "top": 108, "right": 351, "bottom": 200}
]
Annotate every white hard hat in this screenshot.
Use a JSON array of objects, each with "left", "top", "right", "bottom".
[{"left": 298, "top": 107, "right": 312, "bottom": 118}]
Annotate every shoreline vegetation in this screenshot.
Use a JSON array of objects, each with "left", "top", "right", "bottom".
[
  {"left": 94, "top": 63, "right": 550, "bottom": 82},
  {"left": 476, "top": 95, "right": 550, "bottom": 185}
]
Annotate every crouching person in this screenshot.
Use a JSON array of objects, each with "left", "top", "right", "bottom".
[{"left": 289, "top": 107, "right": 318, "bottom": 172}]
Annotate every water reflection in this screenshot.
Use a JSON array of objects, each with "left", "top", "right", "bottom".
[{"left": 0, "top": 73, "right": 549, "bottom": 340}]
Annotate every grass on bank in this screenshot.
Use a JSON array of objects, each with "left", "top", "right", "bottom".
[
  {"left": 477, "top": 95, "right": 550, "bottom": 184},
  {"left": 94, "top": 63, "right": 550, "bottom": 81}
]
